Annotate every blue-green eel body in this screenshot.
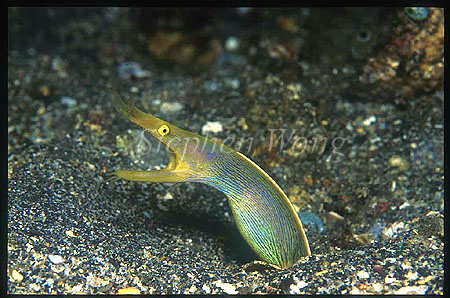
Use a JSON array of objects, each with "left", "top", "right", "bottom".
[{"left": 111, "top": 92, "right": 311, "bottom": 269}]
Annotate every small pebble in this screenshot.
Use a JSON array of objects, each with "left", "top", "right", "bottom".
[
  {"left": 385, "top": 277, "right": 397, "bottom": 284},
  {"left": 398, "top": 201, "right": 410, "bottom": 210},
  {"left": 236, "top": 7, "right": 252, "bottom": 15},
  {"left": 383, "top": 222, "right": 406, "bottom": 238},
  {"left": 163, "top": 192, "right": 173, "bottom": 200},
  {"left": 356, "top": 127, "right": 365, "bottom": 134},
  {"left": 117, "top": 62, "right": 150, "bottom": 79},
  {"left": 11, "top": 270, "right": 24, "bottom": 282},
  {"left": 290, "top": 283, "right": 301, "bottom": 294},
  {"left": 404, "top": 7, "right": 428, "bottom": 21},
  {"left": 391, "top": 180, "right": 396, "bottom": 192},
  {"left": 71, "top": 284, "right": 84, "bottom": 294},
  {"left": 202, "top": 284, "right": 211, "bottom": 293},
  {"left": 51, "top": 57, "right": 65, "bottom": 72},
  {"left": 225, "top": 78, "right": 240, "bottom": 89},
  {"left": 40, "top": 85, "right": 50, "bottom": 97},
  {"left": 357, "top": 270, "right": 370, "bottom": 279},
  {"left": 372, "top": 283, "right": 383, "bottom": 292},
  {"left": 394, "top": 285, "right": 428, "bottom": 294},
  {"left": 60, "top": 96, "right": 77, "bottom": 107},
  {"left": 369, "top": 222, "right": 383, "bottom": 240},
  {"left": 405, "top": 271, "right": 418, "bottom": 280},
  {"left": 345, "top": 122, "right": 353, "bottom": 131},
  {"left": 389, "top": 155, "right": 408, "bottom": 171},
  {"left": 327, "top": 211, "right": 344, "bottom": 222},
  {"left": 30, "top": 283, "right": 41, "bottom": 292},
  {"left": 225, "top": 37, "right": 240, "bottom": 51},
  {"left": 205, "top": 81, "right": 219, "bottom": 91},
  {"left": 287, "top": 83, "right": 302, "bottom": 99},
  {"left": 363, "top": 115, "right": 377, "bottom": 126},
  {"left": 297, "top": 280, "right": 308, "bottom": 289},
  {"left": 117, "top": 287, "right": 141, "bottom": 294},
  {"left": 188, "top": 285, "right": 197, "bottom": 293},
  {"left": 298, "top": 212, "right": 324, "bottom": 233},
  {"left": 43, "top": 278, "right": 54, "bottom": 287}
]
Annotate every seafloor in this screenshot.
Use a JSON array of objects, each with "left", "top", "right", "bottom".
[{"left": 8, "top": 8, "right": 443, "bottom": 294}]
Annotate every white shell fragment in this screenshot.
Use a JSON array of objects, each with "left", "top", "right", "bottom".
[
  {"left": 160, "top": 102, "right": 183, "bottom": 114},
  {"left": 225, "top": 37, "right": 240, "bottom": 51},
  {"left": 202, "top": 121, "right": 223, "bottom": 134},
  {"left": 214, "top": 280, "right": 238, "bottom": 295},
  {"left": 48, "top": 254, "right": 65, "bottom": 264}
]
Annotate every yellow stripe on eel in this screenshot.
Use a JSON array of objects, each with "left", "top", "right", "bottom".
[{"left": 111, "top": 92, "right": 311, "bottom": 269}]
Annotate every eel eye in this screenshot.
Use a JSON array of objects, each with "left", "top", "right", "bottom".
[{"left": 158, "top": 125, "right": 170, "bottom": 136}]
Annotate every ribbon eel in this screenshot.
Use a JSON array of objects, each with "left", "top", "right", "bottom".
[{"left": 111, "top": 92, "right": 311, "bottom": 269}]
